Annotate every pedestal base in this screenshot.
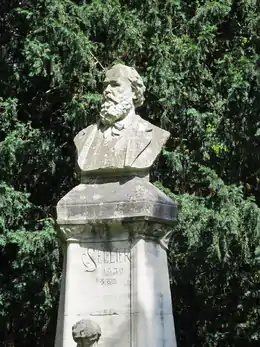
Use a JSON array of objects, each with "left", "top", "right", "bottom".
[{"left": 55, "top": 231, "right": 177, "bottom": 347}]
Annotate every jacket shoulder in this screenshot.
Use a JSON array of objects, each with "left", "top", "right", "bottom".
[
  {"left": 140, "top": 117, "right": 170, "bottom": 146},
  {"left": 74, "top": 124, "right": 97, "bottom": 151}
]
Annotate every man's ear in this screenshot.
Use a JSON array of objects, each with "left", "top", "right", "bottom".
[{"left": 132, "top": 89, "right": 138, "bottom": 107}]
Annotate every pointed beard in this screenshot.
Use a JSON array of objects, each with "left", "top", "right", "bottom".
[{"left": 100, "top": 99, "right": 133, "bottom": 126}]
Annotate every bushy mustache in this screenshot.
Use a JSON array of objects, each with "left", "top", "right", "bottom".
[
  {"left": 101, "top": 92, "right": 124, "bottom": 107},
  {"left": 103, "top": 94, "right": 118, "bottom": 104}
]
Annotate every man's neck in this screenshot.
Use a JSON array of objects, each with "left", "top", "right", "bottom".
[{"left": 116, "top": 108, "right": 137, "bottom": 129}]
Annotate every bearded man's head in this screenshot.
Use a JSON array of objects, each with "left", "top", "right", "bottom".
[{"left": 100, "top": 64, "right": 145, "bottom": 126}]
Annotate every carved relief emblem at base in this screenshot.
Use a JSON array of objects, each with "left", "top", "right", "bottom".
[{"left": 72, "top": 319, "right": 101, "bottom": 347}]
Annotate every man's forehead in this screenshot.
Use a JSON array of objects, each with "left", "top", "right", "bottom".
[{"left": 105, "top": 65, "right": 130, "bottom": 82}]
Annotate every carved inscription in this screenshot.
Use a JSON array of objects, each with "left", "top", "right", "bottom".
[
  {"left": 96, "top": 277, "right": 118, "bottom": 285},
  {"left": 82, "top": 248, "right": 97, "bottom": 272},
  {"left": 76, "top": 242, "right": 131, "bottom": 345},
  {"left": 104, "top": 267, "right": 124, "bottom": 276},
  {"left": 81, "top": 246, "right": 131, "bottom": 287}
]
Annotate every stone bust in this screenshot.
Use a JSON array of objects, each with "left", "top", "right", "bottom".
[
  {"left": 74, "top": 64, "right": 170, "bottom": 177},
  {"left": 72, "top": 319, "right": 101, "bottom": 347}
]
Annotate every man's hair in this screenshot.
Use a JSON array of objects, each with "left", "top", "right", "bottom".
[
  {"left": 127, "top": 67, "right": 145, "bottom": 107},
  {"left": 72, "top": 319, "right": 101, "bottom": 344}
]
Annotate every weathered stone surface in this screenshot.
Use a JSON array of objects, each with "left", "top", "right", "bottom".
[
  {"left": 74, "top": 64, "right": 170, "bottom": 177},
  {"left": 75, "top": 115, "right": 170, "bottom": 177},
  {"left": 54, "top": 227, "right": 177, "bottom": 347},
  {"left": 72, "top": 319, "right": 101, "bottom": 347},
  {"left": 55, "top": 232, "right": 132, "bottom": 347},
  {"left": 57, "top": 177, "right": 177, "bottom": 226},
  {"left": 55, "top": 64, "right": 178, "bottom": 347},
  {"left": 131, "top": 238, "right": 177, "bottom": 347}
]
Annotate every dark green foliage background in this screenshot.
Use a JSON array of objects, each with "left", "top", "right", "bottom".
[{"left": 0, "top": 0, "right": 260, "bottom": 346}]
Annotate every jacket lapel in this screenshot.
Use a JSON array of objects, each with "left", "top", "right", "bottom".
[{"left": 124, "top": 128, "right": 152, "bottom": 167}]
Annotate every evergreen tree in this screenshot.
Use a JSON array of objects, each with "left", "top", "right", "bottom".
[{"left": 0, "top": 0, "right": 259, "bottom": 345}]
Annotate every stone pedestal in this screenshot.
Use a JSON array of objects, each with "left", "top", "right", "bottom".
[{"left": 55, "top": 177, "right": 178, "bottom": 347}]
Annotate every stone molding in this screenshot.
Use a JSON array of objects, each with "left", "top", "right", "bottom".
[
  {"left": 58, "top": 221, "right": 173, "bottom": 246},
  {"left": 57, "top": 178, "right": 178, "bottom": 227}
]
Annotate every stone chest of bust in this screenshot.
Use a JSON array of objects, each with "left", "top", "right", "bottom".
[{"left": 74, "top": 64, "right": 170, "bottom": 179}]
